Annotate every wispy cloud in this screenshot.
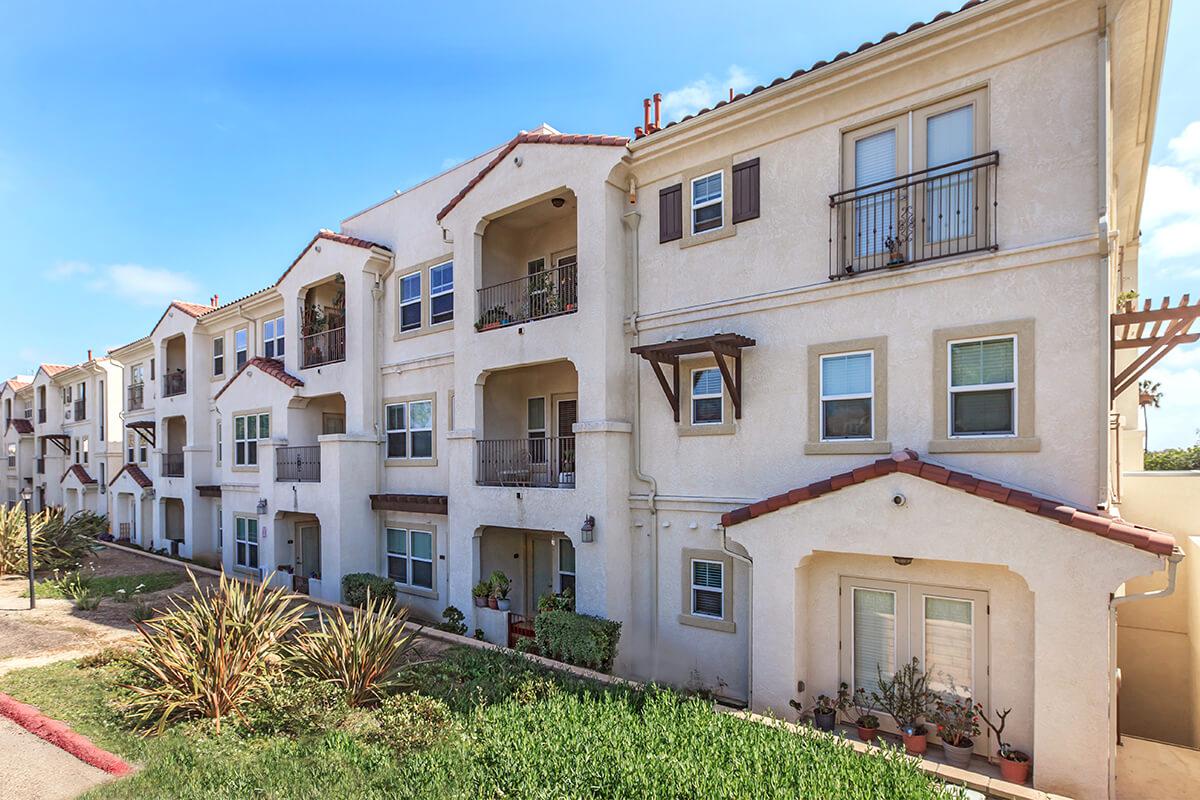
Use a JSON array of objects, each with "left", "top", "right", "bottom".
[
  {"left": 1142, "top": 121, "right": 1200, "bottom": 263},
  {"left": 660, "top": 66, "right": 756, "bottom": 123},
  {"left": 47, "top": 260, "right": 94, "bottom": 281},
  {"left": 46, "top": 261, "right": 200, "bottom": 307},
  {"left": 1144, "top": 344, "right": 1200, "bottom": 450}
]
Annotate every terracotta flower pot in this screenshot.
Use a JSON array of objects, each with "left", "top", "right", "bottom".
[
  {"left": 856, "top": 725, "right": 879, "bottom": 743},
  {"left": 902, "top": 731, "right": 928, "bottom": 756},
  {"left": 999, "top": 752, "right": 1031, "bottom": 785},
  {"left": 941, "top": 738, "right": 974, "bottom": 769},
  {"left": 488, "top": 596, "right": 498, "bottom": 609},
  {"left": 473, "top": 596, "right": 487, "bottom": 607}
]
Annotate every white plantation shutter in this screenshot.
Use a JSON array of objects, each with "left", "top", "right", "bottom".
[
  {"left": 856, "top": 129, "right": 897, "bottom": 186},
  {"left": 853, "top": 588, "right": 897, "bottom": 696},
  {"left": 924, "top": 596, "right": 974, "bottom": 699},
  {"left": 854, "top": 130, "right": 897, "bottom": 256},
  {"left": 927, "top": 106, "right": 973, "bottom": 170}
]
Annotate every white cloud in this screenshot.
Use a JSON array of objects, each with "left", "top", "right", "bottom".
[
  {"left": 50, "top": 260, "right": 201, "bottom": 307},
  {"left": 46, "top": 260, "right": 94, "bottom": 281},
  {"left": 1143, "top": 343, "right": 1200, "bottom": 450},
  {"left": 1142, "top": 121, "right": 1200, "bottom": 261},
  {"left": 660, "top": 65, "right": 756, "bottom": 123}
]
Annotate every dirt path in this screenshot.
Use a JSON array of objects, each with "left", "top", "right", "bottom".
[{"left": 0, "top": 715, "right": 112, "bottom": 799}]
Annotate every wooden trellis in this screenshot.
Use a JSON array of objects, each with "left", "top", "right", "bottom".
[{"left": 1111, "top": 294, "right": 1200, "bottom": 401}]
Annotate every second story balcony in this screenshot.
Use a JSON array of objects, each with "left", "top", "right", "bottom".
[
  {"left": 73, "top": 399, "right": 86, "bottom": 421},
  {"left": 300, "top": 274, "right": 347, "bottom": 368},
  {"left": 476, "top": 360, "right": 577, "bottom": 489},
  {"left": 301, "top": 327, "right": 346, "bottom": 368},
  {"left": 163, "top": 370, "right": 186, "bottom": 398},
  {"left": 161, "top": 452, "right": 184, "bottom": 478},
  {"left": 476, "top": 262, "right": 578, "bottom": 331},
  {"left": 829, "top": 151, "right": 998, "bottom": 280},
  {"left": 276, "top": 445, "right": 320, "bottom": 482},
  {"left": 128, "top": 383, "right": 144, "bottom": 411}
]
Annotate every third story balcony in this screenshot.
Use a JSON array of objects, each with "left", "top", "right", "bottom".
[
  {"left": 300, "top": 274, "right": 347, "bottom": 368},
  {"left": 128, "top": 383, "right": 144, "bottom": 411},
  {"left": 163, "top": 370, "right": 186, "bottom": 398}
]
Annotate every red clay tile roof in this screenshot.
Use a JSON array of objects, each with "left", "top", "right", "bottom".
[
  {"left": 638, "top": 0, "right": 989, "bottom": 140},
  {"left": 109, "top": 463, "right": 152, "bottom": 489},
  {"left": 721, "top": 449, "right": 1176, "bottom": 557},
  {"left": 61, "top": 464, "right": 97, "bottom": 485},
  {"left": 4, "top": 379, "right": 30, "bottom": 393},
  {"left": 436, "top": 132, "right": 630, "bottom": 222},
  {"left": 38, "top": 364, "right": 71, "bottom": 379},
  {"left": 171, "top": 301, "right": 215, "bottom": 318},
  {"left": 213, "top": 357, "right": 303, "bottom": 401},
  {"left": 7, "top": 418, "right": 33, "bottom": 435},
  {"left": 274, "top": 229, "right": 391, "bottom": 287}
]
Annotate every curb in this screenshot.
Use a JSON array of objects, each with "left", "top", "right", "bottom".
[{"left": 0, "top": 692, "right": 134, "bottom": 777}]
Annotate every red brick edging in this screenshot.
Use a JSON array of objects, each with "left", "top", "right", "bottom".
[{"left": 0, "top": 692, "right": 134, "bottom": 776}]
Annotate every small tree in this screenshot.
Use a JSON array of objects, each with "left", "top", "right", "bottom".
[
  {"left": 975, "top": 704, "right": 1028, "bottom": 762},
  {"left": 873, "top": 658, "right": 932, "bottom": 734}
]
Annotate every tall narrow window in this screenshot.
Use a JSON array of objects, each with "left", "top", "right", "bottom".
[
  {"left": 126, "top": 431, "right": 135, "bottom": 464},
  {"left": 527, "top": 397, "right": 546, "bottom": 464},
  {"left": 234, "top": 413, "right": 269, "bottom": 466},
  {"left": 925, "top": 105, "right": 975, "bottom": 243},
  {"left": 82, "top": 437, "right": 89, "bottom": 464},
  {"left": 924, "top": 595, "right": 974, "bottom": 699},
  {"left": 429, "top": 262, "right": 453, "bottom": 325},
  {"left": 854, "top": 129, "right": 897, "bottom": 258},
  {"left": 690, "top": 368, "right": 723, "bottom": 425},
  {"left": 235, "top": 516, "right": 258, "bottom": 569},
  {"left": 235, "top": 329, "right": 248, "bottom": 370},
  {"left": 852, "top": 587, "right": 897, "bottom": 698},
  {"left": 691, "top": 171, "right": 723, "bottom": 234},
  {"left": 212, "top": 337, "right": 224, "bottom": 376},
  {"left": 820, "top": 352, "right": 874, "bottom": 440},
  {"left": 215, "top": 419, "right": 223, "bottom": 465},
  {"left": 216, "top": 506, "right": 223, "bottom": 551},
  {"left": 400, "top": 273, "right": 421, "bottom": 332},
  {"left": 949, "top": 336, "right": 1015, "bottom": 436},
  {"left": 691, "top": 559, "right": 724, "bottom": 619},
  {"left": 558, "top": 538, "right": 576, "bottom": 596},
  {"left": 385, "top": 404, "right": 406, "bottom": 458},
  {"left": 263, "top": 316, "right": 285, "bottom": 359}
]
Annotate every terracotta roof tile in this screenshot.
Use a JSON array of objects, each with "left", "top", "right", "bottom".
[
  {"left": 719, "top": 450, "right": 1177, "bottom": 557},
  {"left": 273, "top": 229, "right": 391, "bottom": 287},
  {"left": 4, "top": 379, "right": 31, "bottom": 393},
  {"left": 436, "top": 131, "right": 629, "bottom": 222},
  {"left": 39, "top": 364, "right": 71, "bottom": 378},
  {"left": 213, "top": 357, "right": 303, "bottom": 401},
  {"left": 7, "top": 418, "right": 33, "bottom": 434},
  {"left": 638, "top": 0, "right": 990, "bottom": 140},
  {"left": 61, "top": 464, "right": 97, "bottom": 485},
  {"left": 109, "top": 463, "right": 152, "bottom": 489}
]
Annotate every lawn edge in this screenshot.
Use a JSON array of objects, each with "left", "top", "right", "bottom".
[{"left": 0, "top": 691, "right": 134, "bottom": 776}]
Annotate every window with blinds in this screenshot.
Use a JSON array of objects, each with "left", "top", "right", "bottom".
[
  {"left": 853, "top": 588, "right": 896, "bottom": 698},
  {"left": 691, "top": 368, "right": 723, "bottom": 425},
  {"left": 926, "top": 105, "right": 975, "bottom": 242},
  {"left": 853, "top": 129, "right": 897, "bottom": 258},
  {"left": 820, "top": 352, "right": 874, "bottom": 440},
  {"left": 691, "top": 559, "right": 724, "bottom": 618},
  {"left": 949, "top": 336, "right": 1015, "bottom": 436}
]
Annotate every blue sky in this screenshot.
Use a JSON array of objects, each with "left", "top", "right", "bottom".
[{"left": 0, "top": 1, "right": 1196, "bottom": 447}]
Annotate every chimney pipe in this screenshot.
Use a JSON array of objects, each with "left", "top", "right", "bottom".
[
  {"left": 729, "top": 87, "right": 734, "bottom": 102},
  {"left": 87, "top": 349, "right": 92, "bottom": 362},
  {"left": 653, "top": 93, "right": 662, "bottom": 131},
  {"left": 212, "top": 294, "right": 219, "bottom": 308},
  {"left": 643, "top": 98, "right": 651, "bottom": 134},
  {"left": 634, "top": 126, "right": 645, "bottom": 139}
]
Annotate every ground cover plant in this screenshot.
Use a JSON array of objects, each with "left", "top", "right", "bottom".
[{"left": 30, "top": 570, "right": 182, "bottom": 600}]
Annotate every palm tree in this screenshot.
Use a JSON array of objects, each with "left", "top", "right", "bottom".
[{"left": 1138, "top": 379, "right": 1163, "bottom": 450}]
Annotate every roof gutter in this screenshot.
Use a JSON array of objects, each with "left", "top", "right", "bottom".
[{"left": 1112, "top": 548, "right": 1184, "bottom": 607}]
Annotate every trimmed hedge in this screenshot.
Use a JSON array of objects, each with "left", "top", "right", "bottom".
[
  {"left": 533, "top": 609, "right": 621, "bottom": 672},
  {"left": 341, "top": 573, "right": 396, "bottom": 608},
  {"left": 1144, "top": 445, "right": 1200, "bottom": 471}
]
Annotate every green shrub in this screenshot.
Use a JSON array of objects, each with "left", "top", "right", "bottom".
[
  {"left": 241, "top": 674, "right": 350, "bottom": 736},
  {"left": 0, "top": 505, "right": 55, "bottom": 575},
  {"left": 367, "top": 692, "right": 452, "bottom": 752},
  {"left": 78, "top": 646, "right": 134, "bottom": 670},
  {"left": 1145, "top": 445, "right": 1200, "bottom": 471},
  {"left": 341, "top": 573, "right": 395, "bottom": 608},
  {"left": 38, "top": 511, "right": 104, "bottom": 572},
  {"left": 436, "top": 605, "right": 467, "bottom": 636},
  {"left": 533, "top": 609, "right": 621, "bottom": 672}
]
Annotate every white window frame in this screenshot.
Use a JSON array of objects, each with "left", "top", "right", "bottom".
[
  {"left": 690, "top": 367, "right": 724, "bottom": 426},
  {"left": 215, "top": 419, "right": 223, "bottom": 465},
  {"left": 212, "top": 337, "right": 224, "bottom": 376},
  {"left": 263, "top": 316, "right": 285, "bottom": 359},
  {"left": 557, "top": 537, "right": 576, "bottom": 594},
  {"left": 384, "top": 399, "right": 433, "bottom": 460},
  {"left": 233, "top": 412, "right": 269, "bottom": 467},
  {"left": 690, "top": 170, "right": 724, "bottom": 235},
  {"left": 399, "top": 272, "right": 422, "bottom": 332},
  {"left": 384, "top": 527, "right": 434, "bottom": 591},
  {"left": 429, "top": 261, "right": 453, "bottom": 325},
  {"left": 234, "top": 515, "right": 259, "bottom": 570},
  {"left": 216, "top": 505, "right": 223, "bottom": 551},
  {"left": 81, "top": 436, "right": 89, "bottom": 464},
  {"left": 690, "top": 558, "right": 724, "bottom": 619},
  {"left": 819, "top": 350, "right": 875, "bottom": 442},
  {"left": 126, "top": 431, "right": 136, "bottom": 464},
  {"left": 947, "top": 334, "right": 1017, "bottom": 439},
  {"left": 235, "top": 328, "right": 248, "bottom": 371},
  {"left": 527, "top": 396, "right": 547, "bottom": 464}
]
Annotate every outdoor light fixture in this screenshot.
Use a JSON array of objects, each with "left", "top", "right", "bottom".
[
  {"left": 19, "top": 486, "right": 34, "bottom": 609},
  {"left": 892, "top": 556, "right": 913, "bottom": 566},
  {"left": 256, "top": 498, "right": 268, "bottom": 515},
  {"left": 551, "top": 196, "right": 565, "bottom": 208},
  {"left": 581, "top": 515, "right": 595, "bottom": 543}
]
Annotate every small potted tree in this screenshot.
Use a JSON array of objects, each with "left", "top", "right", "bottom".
[
  {"left": 472, "top": 579, "right": 491, "bottom": 608},
  {"left": 930, "top": 680, "right": 978, "bottom": 769},
  {"left": 811, "top": 694, "right": 837, "bottom": 732},
  {"left": 976, "top": 705, "right": 1031, "bottom": 785},
  {"left": 489, "top": 570, "right": 512, "bottom": 611},
  {"left": 874, "top": 658, "right": 932, "bottom": 755},
  {"left": 836, "top": 682, "right": 881, "bottom": 743}
]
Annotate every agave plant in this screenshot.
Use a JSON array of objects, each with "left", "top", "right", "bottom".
[
  {"left": 37, "top": 511, "right": 103, "bottom": 572},
  {"left": 122, "top": 570, "right": 305, "bottom": 733},
  {"left": 288, "top": 593, "right": 421, "bottom": 708},
  {"left": 0, "top": 504, "right": 57, "bottom": 575}
]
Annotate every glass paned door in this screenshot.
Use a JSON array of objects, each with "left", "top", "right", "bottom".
[
  {"left": 854, "top": 129, "right": 898, "bottom": 259},
  {"left": 852, "top": 587, "right": 897, "bottom": 697},
  {"left": 923, "top": 105, "right": 975, "bottom": 246}
]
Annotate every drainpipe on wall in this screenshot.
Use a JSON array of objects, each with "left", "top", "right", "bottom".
[
  {"left": 371, "top": 266, "right": 387, "bottom": 506},
  {"left": 720, "top": 524, "right": 753, "bottom": 709},
  {"left": 1112, "top": 549, "right": 1184, "bottom": 607}
]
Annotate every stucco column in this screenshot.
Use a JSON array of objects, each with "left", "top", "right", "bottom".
[{"left": 751, "top": 548, "right": 811, "bottom": 716}]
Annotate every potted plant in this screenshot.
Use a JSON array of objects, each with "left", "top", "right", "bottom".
[
  {"left": 976, "top": 705, "right": 1031, "bottom": 785},
  {"left": 811, "top": 694, "right": 837, "bottom": 732},
  {"left": 930, "top": 682, "right": 979, "bottom": 769},
  {"left": 489, "top": 570, "right": 512, "bottom": 611},
  {"left": 874, "top": 658, "right": 932, "bottom": 755},
  {"left": 836, "top": 682, "right": 881, "bottom": 743},
  {"left": 472, "top": 579, "right": 491, "bottom": 608}
]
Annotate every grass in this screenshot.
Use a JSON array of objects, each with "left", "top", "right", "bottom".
[
  {"left": 27, "top": 571, "right": 183, "bottom": 600},
  {"left": 0, "top": 647, "right": 965, "bottom": 800}
]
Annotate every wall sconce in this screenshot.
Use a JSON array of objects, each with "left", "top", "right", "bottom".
[
  {"left": 551, "top": 196, "right": 565, "bottom": 208},
  {"left": 256, "top": 498, "right": 268, "bottom": 515},
  {"left": 581, "top": 515, "right": 595, "bottom": 543},
  {"left": 892, "top": 556, "right": 913, "bottom": 566}
]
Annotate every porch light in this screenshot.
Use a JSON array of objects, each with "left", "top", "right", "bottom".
[
  {"left": 551, "top": 197, "right": 565, "bottom": 208},
  {"left": 892, "top": 556, "right": 913, "bottom": 566},
  {"left": 580, "top": 515, "right": 595, "bottom": 543},
  {"left": 19, "top": 486, "right": 32, "bottom": 502},
  {"left": 257, "top": 498, "right": 268, "bottom": 515}
]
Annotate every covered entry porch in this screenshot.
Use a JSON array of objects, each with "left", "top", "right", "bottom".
[
  {"left": 475, "top": 525, "right": 576, "bottom": 645},
  {"left": 270, "top": 511, "right": 324, "bottom": 597}
]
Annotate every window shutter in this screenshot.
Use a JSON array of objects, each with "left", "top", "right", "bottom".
[
  {"left": 732, "top": 158, "right": 760, "bottom": 223},
  {"left": 659, "top": 184, "right": 682, "bottom": 243}
]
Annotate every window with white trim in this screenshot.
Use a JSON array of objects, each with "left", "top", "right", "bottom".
[
  {"left": 215, "top": 419, "right": 222, "bottom": 465},
  {"left": 235, "top": 516, "right": 258, "bottom": 569},
  {"left": 691, "top": 559, "right": 724, "bottom": 619},
  {"left": 212, "top": 337, "right": 224, "bottom": 376},
  {"left": 948, "top": 336, "right": 1015, "bottom": 437},
  {"left": 429, "top": 262, "right": 453, "bottom": 325},
  {"left": 263, "top": 316, "right": 285, "bottom": 359},
  {"left": 820, "top": 351, "right": 874, "bottom": 440},
  {"left": 233, "top": 413, "right": 269, "bottom": 466},
  {"left": 82, "top": 436, "right": 89, "bottom": 464},
  {"left": 558, "top": 538, "right": 576, "bottom": 595},
  {"left": 400, "top": 272, "right": 421, "bottom": 332},
  {"left": 235, "top": 328, "right": 248, "bottom": 370},
  {"left": 216, "top": 505, "right": 222, "bottom": 551},
  {"left": 385, "top": 527, "right": 433, "bottom": 590},
  {"left": 691, "top": 171, "right": 723, "bottom": 234},
  {"left": 527, "top": 397, "right": 547, "bottom": 464},
  {"left": 126, "top": 431, "right": 136, "bottom": 464},
  {"left": 385, "top": 400, "right": 433, "bottom": 459},
  {"left": 690, "top": 368, "right": 723, "bottom": 425}
]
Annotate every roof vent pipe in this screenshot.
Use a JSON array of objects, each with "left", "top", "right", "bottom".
[
  {"left": 643, "top": 98, "right": 651, "bottom": 134},
  {"left": 653, "top": 93, "right": 662, "bottom": 131}
]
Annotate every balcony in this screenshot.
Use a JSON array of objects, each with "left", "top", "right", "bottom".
[
  {"left": 163, "top": 371, "right": 186, "bottom": 398},
  {"left": 128, "top": 383, "right": 144, "bottom": 411},
  {"left": 276, "top": 445, "right": 321, "bottom": 483},
  {"left": 829, "top": 151, "right": 998, "bottom": 279},
  {"left": 35, "top": 458, "right": 44, "bottom": 475},
  {"left": 73, "top": 399, "right": 86, "bottom": 421},
  {"left": 300, "top": 327, "right": 346, "bottom": 368},
  {"left": 23, "top": 408, "right": 31, "bottom": 419},
  {"left": 5, "top": 456, "right": 13, "bottom": 468},
  {"left": 476, "top": 262, "right": 578, "bottom": 331},
  {"left": 477, "top": 437, "right": 576, "bottom": 488},
  {"left": 162, "top": 453, "right": 184, "bottom": 478},
  {"left": 37, "top": 408, "right": 46, "bottom": 424}
]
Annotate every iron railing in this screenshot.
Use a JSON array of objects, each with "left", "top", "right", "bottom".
[
  {"left": 35, "top": 457, "right": 44, "bottom": 475},
  {"left": 163, "top": 371, "right": 187, "bottom": 397},
  {"left": 829, "top": 151, "right": 998, "bottom": 279},
  {"left": 73, "top": 399, "right": 86, "bottom": 421},
  {"left": 301, "top": 327, "right": 346, "bottom": 368},
  {"left": 476, "top": 437, "right": 576, "bottom": 488},
  {"left": 162, "top": 453, "right": 184, "bottom": 477},
  {"left": 476, "top": 262, "right": 578, "bottom": 331},
  {"left": 128, "top": 383, "right": 144, "bottom": 411},
  {"left": 276, "top": 445, "right": 321, "bottom": 482},
  {"left": 5, "top": 456, "right": 13, "bottom": 468},
  {"left": 37, "top": 408, "right": 46, "bottom": 424},
  {"left": 23, "top": 408, "right": 31, "bottom": 419}
]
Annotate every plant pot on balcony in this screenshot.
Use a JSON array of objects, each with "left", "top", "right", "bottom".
[
  {"left": 940, "top": 738, "right": 974, "bottom": 769},
  {"left": 998, "top": 751, "right": 1031, "bottom": 785},
  {"left": 812, "top": 709, "right": 836, "bottom": 732},
  {"left": 474, "top": 596, "right": 488, "bottom": 608},
  {"left": 496, "top": 598, "right": 511, "bottom": 611},
  {"left": 488, "top": 596, "right": 498, "bottom": 610},
  {"left": 856, "top": 724, "right": 879, "bottom": 743},
  {"left": 901, "top": 729, "right": 928, "bottom": 756}
]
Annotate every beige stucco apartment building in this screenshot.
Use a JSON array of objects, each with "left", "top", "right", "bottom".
[{"left": 3, "top": 0, "right": 1194, "bottom": 796}]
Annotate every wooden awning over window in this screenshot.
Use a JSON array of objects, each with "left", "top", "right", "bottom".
[
  {"left": 631, "top": 333, "right": 756, "bottom": 422},
  {"left": 1111, "top": 294, "right": 1199, "bottom": 400},
  {"left": 39, "top": 433, "right": 71, "bottom": 454},
  {"left": 370, "top": 494, "right": 448, "bottom": 515},
  {"left": 196, "top": 485, "right": 222, "bottom": 498},
  {"left": 127, "top": 420, "right": 156, "bottom": 448}
]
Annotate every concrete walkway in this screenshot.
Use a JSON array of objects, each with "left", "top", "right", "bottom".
[
  {"left": 1116, "top": 736, "right": 1200, "bottom": 799},
  {"left": 0, "top": 715, "right": 110, "bottom": 799}
]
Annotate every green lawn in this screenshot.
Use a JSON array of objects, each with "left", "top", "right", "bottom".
[
  {"left": 27, "top": 571, "right": 183, "bottom": 599},
  {"left": 0, "top": 647, "right": 964, "bottom": 800}
]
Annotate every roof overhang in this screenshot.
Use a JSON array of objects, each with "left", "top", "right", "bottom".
[{"left": 370, "top": 494, "right": 448, "bottom": 515}]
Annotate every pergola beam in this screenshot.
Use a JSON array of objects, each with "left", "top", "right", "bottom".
[
  {"left": 1110, "top": 294, "right": 1199, "bottom": 401},
  {"left": 632, "top": 333, "right": 756, "bottom": 422}
]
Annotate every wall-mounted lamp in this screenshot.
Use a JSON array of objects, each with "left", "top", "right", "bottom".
[
  {"left": 892, "top": 556, "right": 913, "bottom": 566},
  {"left": 551, "top": 196, "right": 566, "bottom": 208},
  {"left": 256, "top": 498, "right": 268, "bottom": 515},
  {"left": 581, "top": 515, "right": 595, "bottom": 543}
]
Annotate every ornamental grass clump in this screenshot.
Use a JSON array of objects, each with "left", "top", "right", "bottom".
[
  {"left": 122, "top": 570, "right": 305, "bottom": 733},
  {"left": 287, "top": 593, "right": 420, "bottom": 708},
  {"left": 38, "top": 511, "right": 105, "bottom": 572},
  {"left": 0, "top": 504, "right": 54, "bottom": 575}
]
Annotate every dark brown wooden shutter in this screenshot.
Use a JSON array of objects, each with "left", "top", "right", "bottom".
[
  {"left": 659, "top": 183, "right": 683, "bottom": 243},
  {"left": 732, "top": 158, "right": 760, "bottom": 224}
]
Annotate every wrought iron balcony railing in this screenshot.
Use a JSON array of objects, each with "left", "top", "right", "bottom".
[
  {"left": 276, "top": 445, "right": 321, "bottom": 483},
  {"left": 476, "top": 437, "right": 576, "bottom": 488},
  {"left": 128, "top": 383, "right": 144, "bottom": 411},
  {"left": 301, "top": 327, "right": 346, "bottom": 368},
  {"left": 163, "top": 371, "right": 187, "bottom": 397},
  {"left": 162, "top": 453, "right": 184, "bottom": 477},
  {"left": 476, "top": 262, "right": 578, "bottom": 332}
]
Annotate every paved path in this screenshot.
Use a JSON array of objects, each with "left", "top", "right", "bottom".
[
  {"left": 1117, "top": 735, "right": 1200, "bottom": 799},
  {"left": 0, "top": 715, "right": 110, "bottom": 799}
]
